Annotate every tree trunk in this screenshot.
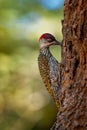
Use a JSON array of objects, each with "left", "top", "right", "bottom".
[{"left": 51, "top": 0, "right": 87, "bottom": 130}]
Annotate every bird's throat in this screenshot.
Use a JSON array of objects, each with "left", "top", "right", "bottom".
[{"left": 40, "top": 48, "right": 52, "bottom": 57}]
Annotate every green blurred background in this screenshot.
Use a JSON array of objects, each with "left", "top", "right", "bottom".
[{"left": 0, "top": 0, "right": 63, "bottom": 130}]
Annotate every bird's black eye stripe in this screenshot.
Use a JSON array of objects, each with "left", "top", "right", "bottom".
[{"left": 47, "top": 38, "right": 53, "bottom": 42}]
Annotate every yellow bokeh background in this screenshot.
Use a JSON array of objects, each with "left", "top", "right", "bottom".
[{"left": 0, "top": 1, "right": 63, "bottom": 130}]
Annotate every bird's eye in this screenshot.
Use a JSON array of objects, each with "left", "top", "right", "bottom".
[{"left": 47, "top": 38, "right": 53, "bottom": 42}]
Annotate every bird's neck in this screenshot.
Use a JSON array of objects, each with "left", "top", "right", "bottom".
[{"left": 40, "top": 48, "right": 52, "bottom": 57}]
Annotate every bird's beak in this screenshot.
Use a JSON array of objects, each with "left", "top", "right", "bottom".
[
  {"left": 51, "top": 40, "right": 61, "bottom": 45},
  {"left": 54, "top": 40, "right": 61, "bottom": 45}
]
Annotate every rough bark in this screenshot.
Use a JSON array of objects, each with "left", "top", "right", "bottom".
[{"left": 51, "top": 0, "right": 87, "bottom": 130}]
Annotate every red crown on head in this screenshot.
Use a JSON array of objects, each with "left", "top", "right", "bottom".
[{"left": 39, "top": 33, "right": 56, "bottom": 41}]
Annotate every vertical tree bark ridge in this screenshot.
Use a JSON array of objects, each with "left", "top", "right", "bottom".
[{"left": 51, "top": 0, "right": 87, "bottom": 130}]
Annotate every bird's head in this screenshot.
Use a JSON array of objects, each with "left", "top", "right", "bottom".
[{"left": 39, "top": 33, "right": 60, "bottom": 50}]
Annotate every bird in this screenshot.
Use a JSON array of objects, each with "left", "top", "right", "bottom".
[{"left": 38, "top": 33, "right": 61, "bottom": 107}]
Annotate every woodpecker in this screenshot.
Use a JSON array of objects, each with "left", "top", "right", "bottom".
[{"left": 38, "top": 33, "right": 61, "bottom": 107}]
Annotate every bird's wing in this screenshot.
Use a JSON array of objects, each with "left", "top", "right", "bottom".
[
  {"left": 38, "top": 54, "right": 54, "bottom": 97},
  {"left": 49, "top": 57, "right": 60, "bottom": 87}
]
